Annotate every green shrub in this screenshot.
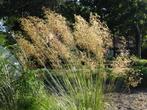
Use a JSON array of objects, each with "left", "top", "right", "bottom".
[
  {"left": 0, "top": 33, "right": 6, "bottom": 45},
  {"left": 132, "top": 58, "right": 147, "bottom": 87}
]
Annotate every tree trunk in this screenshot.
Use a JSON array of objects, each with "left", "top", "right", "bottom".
[
  {"left": 135, "top": 24, "right": 142, "bottom": 58},
  {"left": 113, "top": 35, "right": 116, "bottom": 57}
]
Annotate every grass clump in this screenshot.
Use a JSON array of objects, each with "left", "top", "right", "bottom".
[
  {"left": 5, "top": 9, "right": 113, "bottom": 110},
  {"left": 0, "top": 54, "right": 104, "bottom": 110},
  {"left": 15, "top": 9, "right": 112, "bottom": 71},
  {"left": 0, "top": 9, "right": 113, "bottom": 110}
]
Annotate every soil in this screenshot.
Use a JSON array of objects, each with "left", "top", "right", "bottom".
[{"left": 105, "top": 88, "right": 147, "bottom": 110}]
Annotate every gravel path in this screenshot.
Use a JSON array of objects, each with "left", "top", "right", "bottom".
[{"left": 105, "top": 88, "right": 147, "bottom": 110}]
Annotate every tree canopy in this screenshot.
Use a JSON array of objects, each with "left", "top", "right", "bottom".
[
  {"left": 0, "top": 0, "right": 61, "bottom": 17},
  {"left": 60, "top": 0, "right": 147, "bottom": 57},
  {"left": 61, "top": 0, "right": 147, "bottom": 35}
]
